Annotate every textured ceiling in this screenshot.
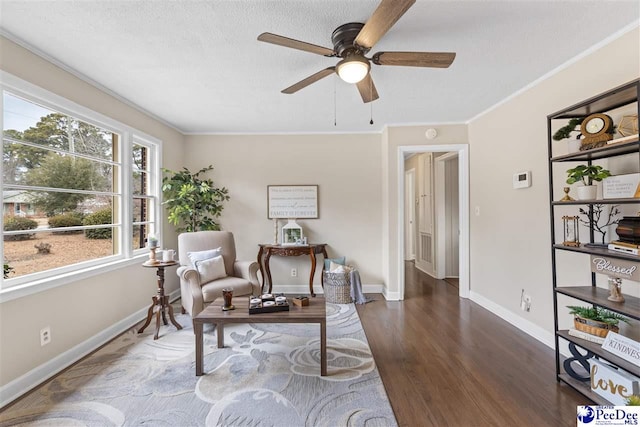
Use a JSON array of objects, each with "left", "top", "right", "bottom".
[{"left": 0, "top": 1, "right": 638, "bottom": 134}]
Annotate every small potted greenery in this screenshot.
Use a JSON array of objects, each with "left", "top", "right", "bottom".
[
  {"left": 554, "top": 117, "right": 584, "bottom": 153},
  {"left": 566, "top": 165, "right": 611, "bottom": 200},
  {"left": 626, "top": 395, "right": 640, "bottom": 406},
  {"left": 568, "top": 305, "right": 630, "bottom": 337}
]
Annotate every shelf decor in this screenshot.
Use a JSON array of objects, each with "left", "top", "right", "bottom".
[
  {"left": 590, "top": 358, "right": 639, "bottom": 406},
  {"left": 603, "top": 173, "right": 640, "bottom": 199},
  {"left": 618, "top": 114, "right": 638, "bottom": 137},
  {"left": 602, "top": 331, "right": 640, "bottom": 366},
  {"left": 607, "top": 277, "right": 625, "bottom": 303},
  {"left": 563, "top": 215, "right": 580, "bottom": 246},
  {"left": 568, "top": 305, "right": 630, "bottom": 338},
  {"left": 580, "top": 113, "right": 614, "bottom": 150},
  {"left": 590, "top": 255, "right": 640, "bottom": 281}
]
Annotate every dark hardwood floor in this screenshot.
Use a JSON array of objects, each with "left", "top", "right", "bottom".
[{"left": 356, "top": 261, "right": 587, "bottom": 427}]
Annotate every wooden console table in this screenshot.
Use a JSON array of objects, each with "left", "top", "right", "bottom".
[{"left": 257, "top": 243, "right": 328, "bottom": 296}]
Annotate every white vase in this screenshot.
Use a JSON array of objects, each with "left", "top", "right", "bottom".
[
  {"left": 576, "top": 185, "right": 597, "bottom": 200},
  {"left": 567, "top": 139, "right": 582, "bottom": 153}
]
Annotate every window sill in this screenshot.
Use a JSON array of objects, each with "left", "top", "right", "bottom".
[{"left": 0, "top": 254, "right": 149, "bottom": 303}]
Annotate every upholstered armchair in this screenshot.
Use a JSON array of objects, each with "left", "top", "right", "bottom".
[{"left": 177, "top": 231, "right": 260, "bottom": 318}]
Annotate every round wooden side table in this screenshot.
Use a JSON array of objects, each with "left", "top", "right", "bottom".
[{"left": 139, "top": 260, "right": 182, "bottom": 339}]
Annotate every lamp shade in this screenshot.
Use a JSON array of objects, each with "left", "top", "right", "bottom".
[{"left": 336, "top": 56, "right": 370, "bottom": 84}]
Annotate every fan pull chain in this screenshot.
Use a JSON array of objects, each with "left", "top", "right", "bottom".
[
  {"left": 369, "top": 77, "right": 374, "bottom": 125},
  {"left": 334, "top": 76, "right": 337, "bottom": 126},
  {"left": 370, "top": 102, "right": 374, "bottom": 125}
]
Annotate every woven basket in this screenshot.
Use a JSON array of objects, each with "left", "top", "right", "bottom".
[
  {"left": 324, "top": 271, "right": 353, "bottom": 304},
  {"left": 574, "top": 315, "right": 619, "bottom": 338}
]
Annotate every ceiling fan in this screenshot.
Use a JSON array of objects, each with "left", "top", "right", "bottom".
[{"left": 257, "top": 0, "right": 456, "bottom": 103}]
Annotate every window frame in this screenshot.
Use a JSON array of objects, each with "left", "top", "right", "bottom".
[{"left": 0, "top": 71, "right": 162, "bottom": 301}]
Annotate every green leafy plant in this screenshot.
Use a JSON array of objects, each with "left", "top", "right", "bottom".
[
  {"left": 626, "top": 395, "right": 640, "bottom": 406},
  {"left": 566, "top": 165, "right": 611, "bottom": 186},
  {"left": 83, "top": 209, "right": 112, "bottom": 239},
  {"left": 3, "top": 216, "right": 38, "bottom": 241},
  {"left": 3, "top": 261, "right": 13, "bottom": 279},
  {"left": 48, "top": 212, "right": 84, "bottom": 234},
  {"left": 162, "top": 165, "right": 230, "bottom": 233},
  {"left": 553, "top": 117, "right": 584, "bottom": 141},
  {"left": 567, "top": 305, "right": 630, "bottom": 326}
]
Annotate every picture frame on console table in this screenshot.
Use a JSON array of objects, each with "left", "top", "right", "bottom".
[{"left": 267, "top": 185, "right": 318, "bottom": 219}]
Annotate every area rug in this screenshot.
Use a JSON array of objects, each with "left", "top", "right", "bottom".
[{"left": 0, "top": 302, "right": 397, "bottom": 427}]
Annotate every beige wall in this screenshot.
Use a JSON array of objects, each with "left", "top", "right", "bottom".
[
  {"left": 468, "top": 27, "right": 640, "bottom": 333},
  {"left": 0, "top": 37, "right": 185, "bottom": 388},
  {"left": 183, "top": 133, "right": 383, "bottom": 289}
]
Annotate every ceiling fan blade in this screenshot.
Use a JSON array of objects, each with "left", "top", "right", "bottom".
[
  {"left": 355, "top": 0, "right": 416, "bottom": 50},
  {"left": 282, "top": 67, "right": 336, "bottom": 94},
  {"left": 258, "top": 32, "right": 335, "bottom": 57},
  {"left": 372, "top": 51, "right": 456, "bottom": 68},
  {"left": 356, "top": 74, "right": 379, "bottom": 103}
]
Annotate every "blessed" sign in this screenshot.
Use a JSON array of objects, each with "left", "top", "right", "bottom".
[{"left": 590, "top": 255, "right": 640, "bottom": 281}]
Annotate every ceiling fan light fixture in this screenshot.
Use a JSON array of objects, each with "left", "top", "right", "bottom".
[{"left": 336, "top": 56, "right": 370, "bottom": 84}]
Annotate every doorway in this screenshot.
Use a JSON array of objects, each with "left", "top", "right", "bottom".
[{"left": 397, "top": 144, "right": 469, "bottom": 300}]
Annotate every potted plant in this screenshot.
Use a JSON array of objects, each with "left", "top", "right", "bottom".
[
  {"left": 567, "top": 305, "right": 630, "bottom": 337},
  {"left": 162, "top": 165, "right": 230, "bottom": 232},
  {"left": 566, "top": 165, "right": 611, "bottom": 200},
  {"left": 626, "top": 395, "right": 640, "bottom": 406},
  {"left": 554, "top": 117, "right": 584, "bottom": 153}
]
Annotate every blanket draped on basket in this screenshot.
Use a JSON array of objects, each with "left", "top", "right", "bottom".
[{"left": 349, "top": 269, "right": 371, "bottom": 304}]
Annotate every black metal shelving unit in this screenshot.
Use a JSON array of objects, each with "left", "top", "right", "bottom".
[{"left": 547, "top": 79, "right": 640, "bottom": 403}]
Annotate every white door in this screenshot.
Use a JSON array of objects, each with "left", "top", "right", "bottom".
[
  {"left": 445, "top": 157, "right": 460, "bottom": 277},
  {"left": 416, "top": 153, "right": 435, "bottom": 275},
  {"left": 404, "top": 169, "right": 416, "bottom": 260}
]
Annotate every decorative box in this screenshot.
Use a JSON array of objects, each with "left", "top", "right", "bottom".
[
  {"left": 292, "top": 296, "right": 309, "bottom": 307},
  {"left": 615, "top": 216, "right": 640, "bottom": 245}
]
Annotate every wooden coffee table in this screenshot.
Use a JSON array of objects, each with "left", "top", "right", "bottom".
[{"left": 194, "top": 296, "right": 327, "bottom": 376}]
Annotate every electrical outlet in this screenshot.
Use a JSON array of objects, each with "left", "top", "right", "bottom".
[
  {"left": 291, "top": 268, "right": 297, "bottom": 277},
  {"left": 40, "top": 326, "right": 51, "bottom": 346},
  {"left": 520, "top": 291, "right": 532, "bottom": 312}
]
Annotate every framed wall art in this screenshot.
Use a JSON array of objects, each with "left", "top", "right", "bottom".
[{"left": 267, "top": 185, "right": 318, "bottom": 219}]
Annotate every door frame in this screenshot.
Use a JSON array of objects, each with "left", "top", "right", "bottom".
[{"left": 397, "top": 144, "right": 469, "bottom": 299}]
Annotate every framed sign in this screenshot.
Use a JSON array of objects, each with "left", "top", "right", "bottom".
[
  {"left": 603, "top": 173, "right": 640, "bottom": 199},
  {"left": 268, "top": 185, "right": 318, "bottom": 219}
]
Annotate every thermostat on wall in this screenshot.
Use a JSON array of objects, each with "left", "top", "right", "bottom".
[{"left": 513, "top": 171, "right": 531, "bottom": 189}]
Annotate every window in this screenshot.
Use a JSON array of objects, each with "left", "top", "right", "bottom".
[{"left": 1, "top": 73, "right": 161, "bottom": 292}]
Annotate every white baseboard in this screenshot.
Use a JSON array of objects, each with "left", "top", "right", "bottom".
[
  {"left": 273, "top": 284, "right": 384, "bottom": 295},
  {"left": 0, "top": 290, "right": 181, "bottom": 408},
  {"left": 469, "top": 291, "right": 555, "bottom": 349},
  {"left": 382, "top": 288, "right": 401, "bottom": 301}
]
